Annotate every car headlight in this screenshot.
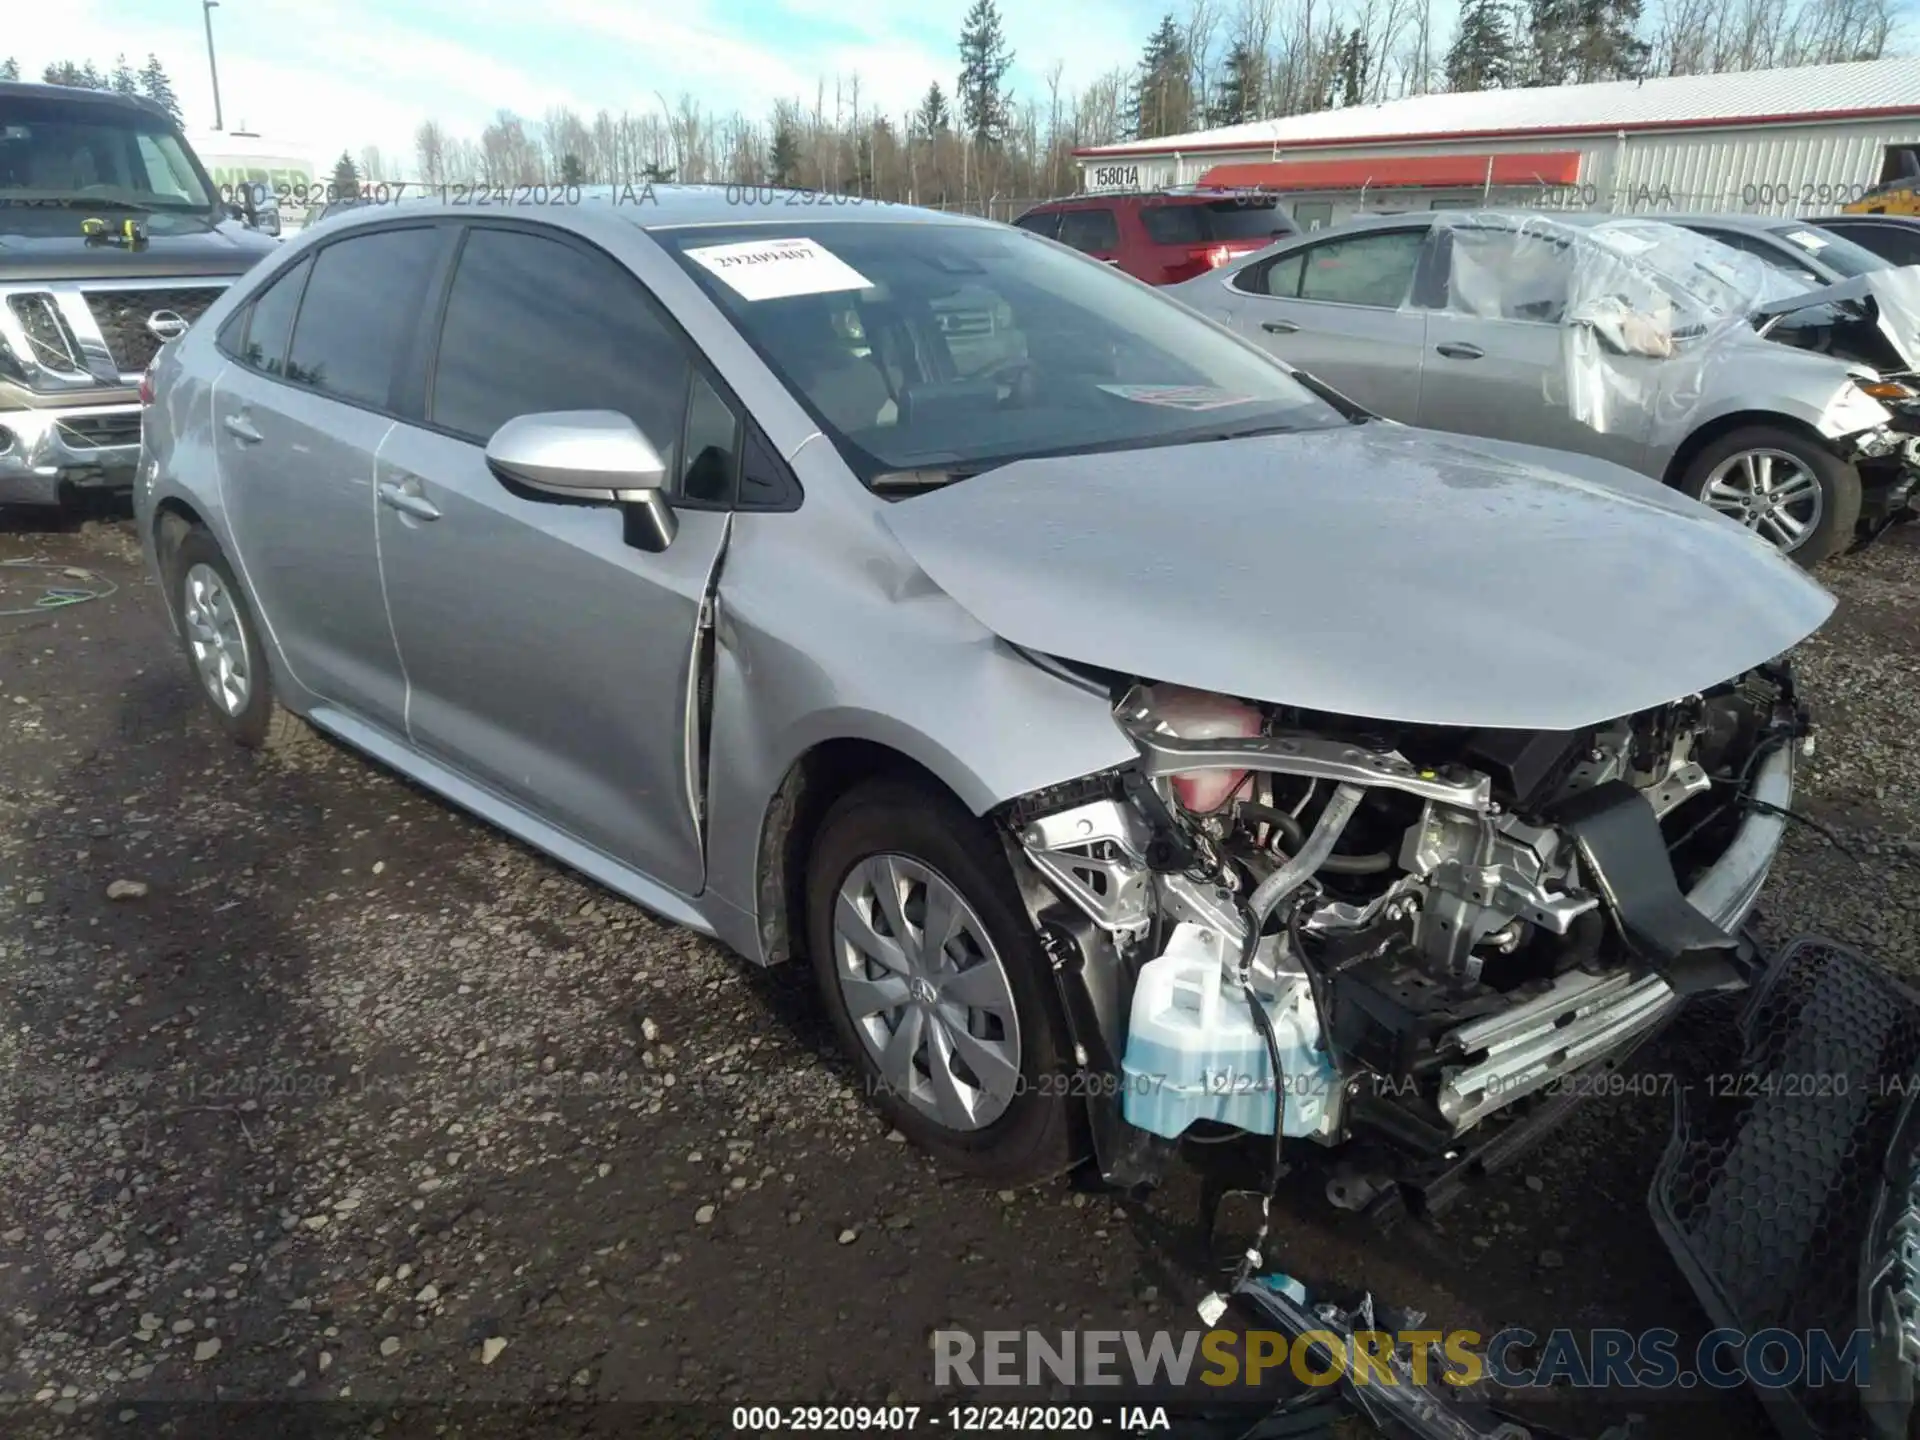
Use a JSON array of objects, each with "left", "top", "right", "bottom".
[{"left": 1823, "top": 381, "right": 1895, "bottom": 436}]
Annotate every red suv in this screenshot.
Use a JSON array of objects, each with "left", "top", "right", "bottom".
[{"left": 1013, "top": 190, "right": 1297, "bottom": 285}]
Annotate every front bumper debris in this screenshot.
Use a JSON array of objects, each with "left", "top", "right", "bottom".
[{"left": 1650, "top": 935, "right": 1920, "bottom": 1440}]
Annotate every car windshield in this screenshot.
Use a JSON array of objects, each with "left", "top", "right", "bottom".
[
  {"left": 0, "top": 93, "right": 213, "bottom": 212},
  {"left": 662, "top": 221, "right": 1343, "bottom": 484},
  {"left": 1766, "top": 222, "right": 1888, "bottom": 279}
]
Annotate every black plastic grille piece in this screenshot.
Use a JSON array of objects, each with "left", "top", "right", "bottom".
[
  {"left": 54, "top": 413, "right": 142, "bottom": 449},
  {"left": 82, "top": 287, "right": 223, "bottom": 373},
  {"left": 1651, "top": 936, "right": 1920, "bottom": 1438}
]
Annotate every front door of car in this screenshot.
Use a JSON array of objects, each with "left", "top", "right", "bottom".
[
  {"left": 1220, "top": 226, "right": 1428, "bottom": 419},
  {"left": 212, "top": 225, "right": 444, "bottom": 734},
  {"left": 373, "top": 223, "right": 732, "bottom": 897},
  {"left": 1416, "top": 227, "right": 1654, "bottom": 471}
]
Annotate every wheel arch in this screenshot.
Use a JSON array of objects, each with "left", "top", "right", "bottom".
[
  {"left": 1661, "top": 410, "right": 1841, "bottom": 490},
  {"left": 753, "top": 738, "right": 979, "bottom": 969}
]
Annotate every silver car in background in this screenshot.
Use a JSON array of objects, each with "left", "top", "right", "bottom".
[
  {"left": 136, "top": 191, "right": 1829, "bottom": 1199},
  {"left": 1174, "top": 211, "right": 1920, "bottom": 565}
]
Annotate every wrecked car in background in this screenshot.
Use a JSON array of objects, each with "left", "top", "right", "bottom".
[
  {"left": 1177, "top": 210, "right": 1920, "bottom": 566},
  {"left": 137, "top": 194, "right": 1834, "bottom": 1214}
]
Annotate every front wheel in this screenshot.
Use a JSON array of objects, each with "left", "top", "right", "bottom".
[
  {"left": 805, "top": 779, "right": 1075, "bottom": 1184},
  {"left": 1678, "top": 424, "right": 1861, "bottom": 567}
]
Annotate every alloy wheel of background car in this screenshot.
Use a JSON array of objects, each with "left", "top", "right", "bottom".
[
  {"left": 1679, "top": 423, "right": 1859, "bottom": 568},
  {"left": 1699, "top": 447, "right": 1824, "bottom": 552},
  {"left": 181, "top": 561, "right": 253, "bottom": 717},
  {"left": 830, "top": 852, "right": 1022, "bottom": 1133},
  {"left": 806, "top": 779, "right": 1074, "bottom": 1183}
]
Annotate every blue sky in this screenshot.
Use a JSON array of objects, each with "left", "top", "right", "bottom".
[{"left": 10, "top": 0, "right": 1167, "bottom": 169}]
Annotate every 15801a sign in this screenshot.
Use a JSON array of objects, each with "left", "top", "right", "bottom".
[{"left": 1088, "top": 163, "right": 1141, "bottom": 192}]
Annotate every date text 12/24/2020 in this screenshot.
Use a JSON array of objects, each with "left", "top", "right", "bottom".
[{"left": 223, "top": 180, "right": 894, "bottom": 211}]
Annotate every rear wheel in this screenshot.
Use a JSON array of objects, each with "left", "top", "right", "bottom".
[
  {"left": 168, "top": 528, "right": 312, "bottom": 751},
  {"left": 1678, "top": 424, "right": 1860, "bottom": 566},
  {"left": 806, "top": 779, "right": 1075, "bottom": 1184}
]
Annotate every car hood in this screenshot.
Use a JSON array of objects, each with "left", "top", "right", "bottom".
[
  {"left": 1753, "top": 266, "right": 1920, "bottom": 370},
  {"left": 0, "top": 215, "right": 277, "bottom": 282},
  {"left": 879, "top": 424, "right": 1835, "bottom": 731}
]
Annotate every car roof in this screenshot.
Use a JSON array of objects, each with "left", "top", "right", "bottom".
[
  {"left": 1807, "top": 212, "right": 1920, "bottom": 226},
  {"left": 1024, "top": 189, "right": 1284, "bottom": 211},
  {"left": 306, "top": 183, "right": 999, "bottom": 247},
  {"left": 0, "top": 80, "right": 173, "bottom": 121}
]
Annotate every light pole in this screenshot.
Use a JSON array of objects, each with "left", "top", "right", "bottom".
[{"left": 202, "top": 0, "right": 224, "bottom": 131}]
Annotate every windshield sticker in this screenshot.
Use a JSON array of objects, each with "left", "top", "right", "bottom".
[
  {"left": 1784, "top": 229, "right": 1831, "bottom": 252},
  {"left": 1097, "top": 383, "right": 1260, "bottom": 411},
  {"left": 682, "top": 237, "right": 872, "bottom": 301}
]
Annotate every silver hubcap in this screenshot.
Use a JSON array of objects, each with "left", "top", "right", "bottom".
[
  {"left": 832, "top": 854, "right": 1022, "bottom": 1133},
  {"left": 1701, "top": 448, "right": 1824, "bottom": 552},
  {"left": 181, "top": 562, "right": 251, "bottom": 716}
]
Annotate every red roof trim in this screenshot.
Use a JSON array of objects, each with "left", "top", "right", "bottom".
[
  {"left": 1198, "top": 151, "right": 1582, "bottom": 190},
  {"left": 1071, "top": 102, "right": 1920, "bottom": 159}
]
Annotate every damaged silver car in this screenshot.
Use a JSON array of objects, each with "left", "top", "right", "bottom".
[
  {"left": 1178, "top": 210, "right": 1920, "bottom": 566},
  {"left": 136, "top": 192, "right": 1833, "bottom": 1195}
]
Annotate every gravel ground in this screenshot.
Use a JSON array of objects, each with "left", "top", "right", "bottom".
[{"left": 1, "top": 511, "right": 1916, "bottom": 1438}]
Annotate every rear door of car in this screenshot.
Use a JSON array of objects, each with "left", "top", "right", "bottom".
[
  {"left": 211, "top": 223, "right": 445, "bottom": 734},
  {"left": 1220, "top": 224, "right": 1429, "bottom": 418},
  {"left": 370, "top": 219, "right": 735, "bottom": 897}
]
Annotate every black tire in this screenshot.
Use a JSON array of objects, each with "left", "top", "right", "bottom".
[
  {"left": 1677, "top": 423, "right": 1861, "bottom": 568},
  {"left": 806, "top": 778, "right": 1075, "bottom": 1184},
  {"left": 166, "top": 528, "right": 313, "bottom": 752}
]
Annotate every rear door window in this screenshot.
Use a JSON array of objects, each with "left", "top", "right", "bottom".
[
  {"left": 285, "top": 227, "right": 440, "bottom": 407},
  {"left": 228, "top": 256, "right": 311, "bottom": 376},
  {"left": 1056, "top": 208, "right": 1120, "bottom": 254},
  {"left": 428, "top": 225, "right": 692, "bottom": 468},
  {"left": 1827, "top": 221, "right": 1920, "bottom": 266},
  {"left": 1141, "top": 200, "right": 1288, "bottom": 245}
]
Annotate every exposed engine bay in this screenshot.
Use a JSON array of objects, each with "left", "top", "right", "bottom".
[{"left": 1005, "top": 669, "right": 1810, "bottom": 1196}]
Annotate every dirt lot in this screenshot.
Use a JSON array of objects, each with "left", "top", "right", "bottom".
[{"left": 2, "top": 511, "right": 1917, "bottom": 1437}]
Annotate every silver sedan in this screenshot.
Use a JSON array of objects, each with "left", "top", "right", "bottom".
[
  {"left": 136, "top": 191, "right": 1827, "bottom": 1190},
  {"left": 1172, "top": 210, "right": 1918, "bottom": 565}
]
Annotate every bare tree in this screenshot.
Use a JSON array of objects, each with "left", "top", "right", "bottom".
[
  {"left": 1186, "top": 0, "right": 1222, "bottom": 125},
  {"left": 359, "top": 144, "right": 385, "bottom": 183},
  {"left": 414, "top": 120, "right": 447, "bottom": 185}
]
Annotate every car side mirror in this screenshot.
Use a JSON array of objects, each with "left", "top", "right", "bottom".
[{"left": 485, "top": 410, "right": 678, "bottom": 551}]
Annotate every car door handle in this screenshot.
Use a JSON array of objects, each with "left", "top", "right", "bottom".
[
  {"left": 378, "top": 480, "right": 441, "bottom": 521},
  {"left": 1262, "top": 320, "right": 1300, "bottom": 335},
  {"left": 222, "top": 414, "right": 262, "bottom": 444},
  {"left": 1435, "top": 342, "right": 1485, "bottom": 360}
]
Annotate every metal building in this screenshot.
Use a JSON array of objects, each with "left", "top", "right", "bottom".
[{"left": 1073, "top": 56, "right": 1920, "bottom": 229}]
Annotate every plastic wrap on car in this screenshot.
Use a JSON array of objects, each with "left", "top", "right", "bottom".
[
  {"left": 1433, "top": 212, "right": 1812, "bottom": 439},
  {"left": 1649, "top": 935, "right": 1920, "bottom": 1439}
]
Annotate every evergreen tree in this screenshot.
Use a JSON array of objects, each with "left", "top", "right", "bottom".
[
  {"left": 1131, "top": 14, "right": 1192, "bottom": 140},
  {"left": 42, "top": 61, "right": 91, "bottom": 87},
  {"left": 1210, "top": 42, "right": 1264, "bottom": 126},
  {"left": 332, "top": 151, "right": 360, "bottom": 199},
  {"left": 769, "top": 122, "right": 800, "bottom": 184},
  {"left": 957, "top": 0, "right": 1014, "bottom": 146},
  {"left": 1523, "top": 0, "right": 1646, "bottom": 83},
  {"left": 1446, "top": 0, "right": 1515, "bottom": 91},
  {"left": 1336, "top": 27, "right": 1372, "bottom": 104},
  {"left": 0, "top": 58, "right": 18, "bottom": 83},
  {"left": 138, "top": 55, "right": 181, "bottom": 121},
  {"left": 913, "top": 81, "right": 951, "bottom": 139},
  {"left": 110, "top": 54, "right": 139, "bottom": 96},
  {"left": 558, "top": 152, "right": 586, "bottom": 185}
]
